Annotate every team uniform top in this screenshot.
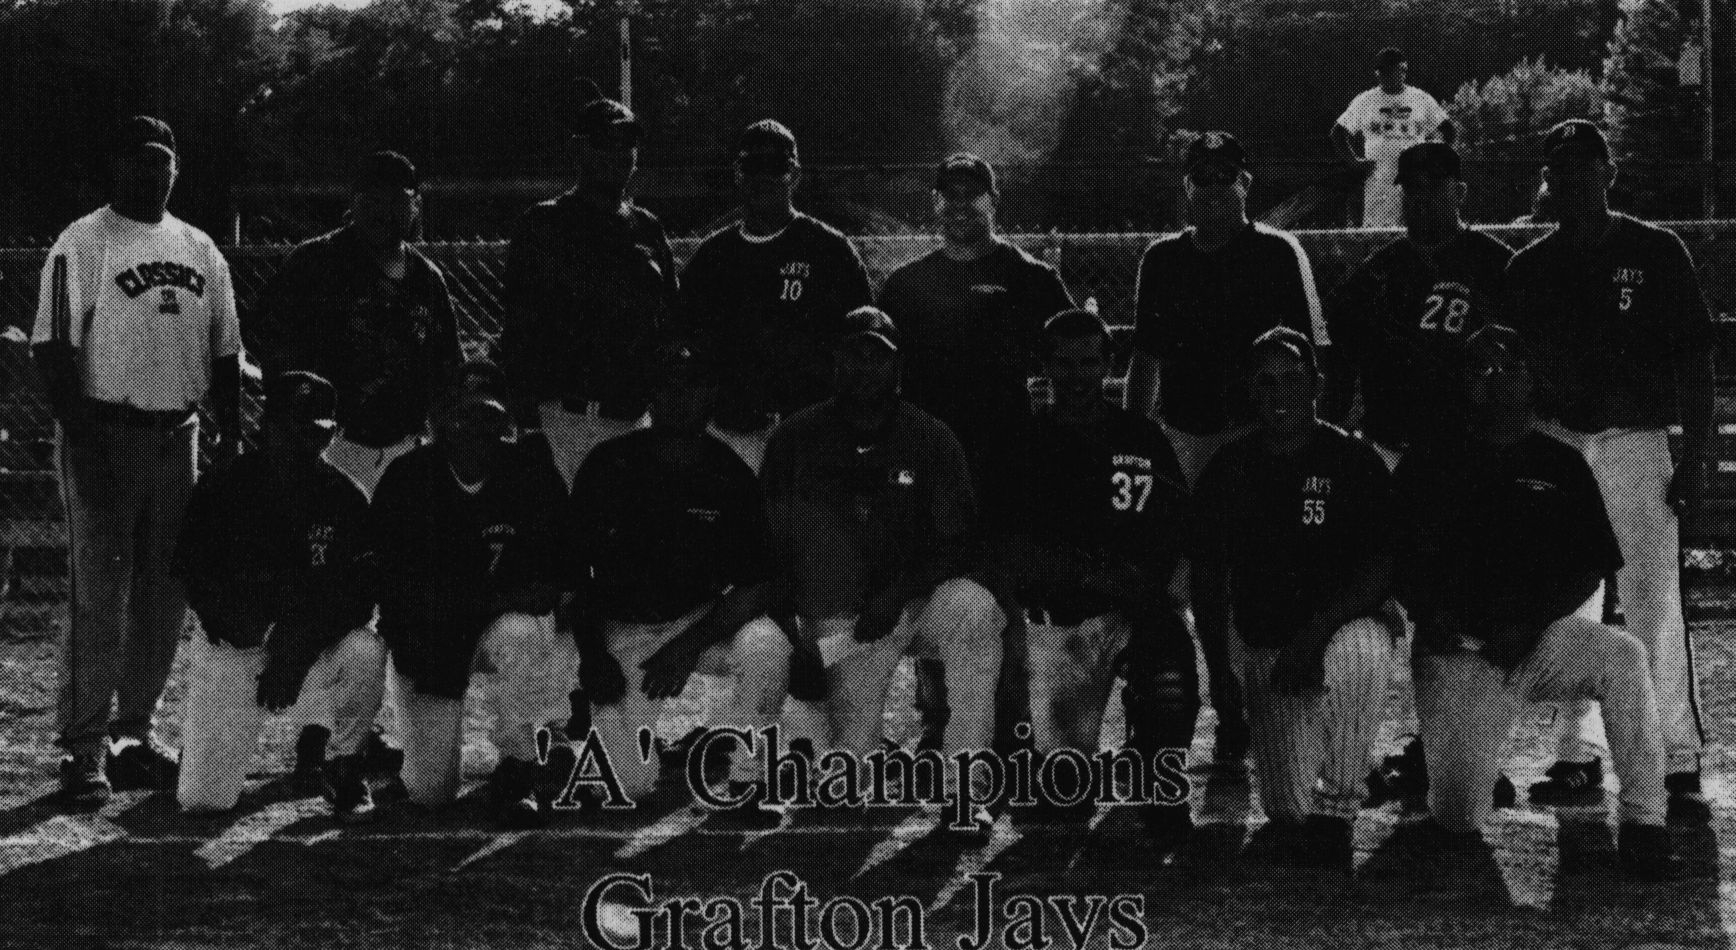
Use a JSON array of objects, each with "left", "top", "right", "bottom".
[
  {"left": 250, "top": 225, "right": 463, "bottom": 448},
  {"left": 1327, "top": 227, "right": 1512, "bottom": 448},
  {"left": 1132, "top": 224, "right": 1326, "bottom": 435},
  {"left": 173, "top": 452, "right": 374, "bottom": 655},
  {"left": 1000, "top": 407, "right": 1188, "bottom": 626},
  {"left": 1188, "top": 424, "right": 1393, "bottom": 649},
  {"left": 1393, "top": 431, "right": 1623, "bottom": 660},
  {"left": 32, "top": 207, "right": 241, "bottom": 411},
  {"left": 762, "top": 400, "right": 977, "bottom": 620},
  {"left": 678, "top": 215, "right": 874, "bottom": 429},
  {"left": 567, "top": 428, "right": 773, "bottom": 624},
  {"left": 1504, "top": 213, "right": 1713, "bottom": 433},
  {"left": 501, "top": 194, "right": 678, "bottom": 419},
  {"left": 370, "top": 442, "right": 567, "bottom": 699}
]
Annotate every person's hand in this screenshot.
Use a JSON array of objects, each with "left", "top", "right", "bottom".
[
  {"left": 1270, "top": 643, "right": 1327, "bottom": 695},
  {"left": 581, "top": 649, "right": 628, "bottom": 706},
  {"left": 639, "top": 637, "right": 705, "bottom": 701},
  {"left": 256, "top": 654, "right": 313, "bottom": 713},
  {"left": 1667, "top": 457, "right": 1710, "bottom": 517}
]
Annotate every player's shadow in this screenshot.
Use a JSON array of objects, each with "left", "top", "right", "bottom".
[{"left": 1549, "top": 815, "right": 1726, "bottom": 942}]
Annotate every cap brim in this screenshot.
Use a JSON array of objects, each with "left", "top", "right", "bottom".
[{"left": 845, "top": 332, "right": 899, "bottom": 353}]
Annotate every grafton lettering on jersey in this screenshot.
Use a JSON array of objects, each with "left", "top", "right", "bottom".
[
  {"left": 1113, "top": 454, "right": 1153, "bottom": 471},
  {"left": 114, "top": 261, "right": 207, "bottom": 299},
  {"left": 308, "top": 523, "right": 335, "bottom": 567}
]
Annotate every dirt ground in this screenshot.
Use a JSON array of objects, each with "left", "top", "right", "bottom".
[{"left": 0, "top": 612, "right": 1730, "bottom": 950}]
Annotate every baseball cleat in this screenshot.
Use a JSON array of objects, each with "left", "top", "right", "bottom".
[
  {"left": 107, "top": 737, "right": 179, "bottom": 792},
  {"left": 1293, "top": 814, "right": 1354, "bottom": 870},
  {"left": 1365, "top": 735, "right": 1427, "bottom": 807},
  {"left": 1666, "top": 771, "right": 1711, "bottom": 824},
  {"left": 490, "top": 757, "right": 544, "bottom": 829},
  {"left": 1492, "top": 773, "right": 1516, "bottom": 809},
  {"left": 291, "top": 725, "right": 330, "bottom": 795},
  {"left": 323, "top": 755, "right": 376, "bottom": 824},
  {"left": 1528, "top": 758, "right": 1603, "bottom": 806},
  {"left": 1616, "top": 822, "right": 1676, "bottom": 880},
  {"left": 58, "top": 750, "right": 112, "bottom": 809}
]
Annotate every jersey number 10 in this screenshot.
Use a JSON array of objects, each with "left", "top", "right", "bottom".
[
  {"left": 780, "top": 278, "right": 804, "bottom": 301},
  {"left": 1112, "top": 472, "right": 1153, "bottom": 512}
]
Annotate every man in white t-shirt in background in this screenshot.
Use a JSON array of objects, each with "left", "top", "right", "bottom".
[{"left": 1332, "top": 48, "right": 1455, "bottom": 229}]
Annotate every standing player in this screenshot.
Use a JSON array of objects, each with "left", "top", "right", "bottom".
[
  {"left": 174, "top": 372, "right": 383, "bottom": 821},
  {"left": 566, "top": 339, "right": 785, "bottom": 813},
  {"left": 990, "top": 309, "right": 1195, "bottom": 842},
  {"left": 1189, "top": 328, "right": 1397, "bottom": 870},
  {"left": 1125, "top": 131, "right": 1326, "bottom": 767},
  {"left": 677, "top": 120, "right": 873, "bottom": 472},
  {"left": 1393, "top": 325, "right": 1672, "bottom": 878},
  {"left": 371, "top": 362, "right": 572, "bottom": 826},
  {"left": 1504, "top": 120, "right": 1713, "bottom": 822},
  {"left": 32, "top": 116, "right": 242, "bottom": 804},
  {"left": 501, "top": 87, "right": 676, "bottom": 488},
  {"left": 1326, "top": 142, "right": 1511, "bottom": 468},
  {"left": 1331, "top": 48, "right": 1455, "bottom": 229}
]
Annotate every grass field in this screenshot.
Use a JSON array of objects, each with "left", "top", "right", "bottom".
[{"left": 0, "top": 613, "right": 1731, "bottom": 950}]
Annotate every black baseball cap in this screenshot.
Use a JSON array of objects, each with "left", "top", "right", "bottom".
[
  {"left": 1375, "top": 47, "right": 1406, "bottom": 70},
  {"left": 354, "top": 150, "right": 418, "bottom": 192},
  {"left": 572, "top": 95, "right": 641, "bottom": 146},
  {"left": 1542, "top": 119, "right": 1609, "bottom": 164},
  {"left": 1395, "top": 141, "right": 1461, "bottom": 185},
  {"left": 738, "top": 120, "right": 799, "bottom": 162},
  {"left": 266, "top": 371, "right": 338, "bottom": 430},
  {"left": 1184, "top": 131, "right": 1248, "bottom": 174},
  {"left": 445, "top": 359, "right": 511, "bottom": 417},
  {"left": 650, "top": 337, "right": 719, "bottom": 382},
  {"left": 935, "top": 153, "right": 997, "bottom": 197},
  {"left": 841, "top": 306, "right": 901, "bottom": 352},
  {"left": 110, "top": 115, "right": 176, "bottom": 157}
]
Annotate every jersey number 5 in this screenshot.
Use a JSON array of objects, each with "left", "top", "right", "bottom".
[
  {"left": 1419, "top": 294, "right": 1468, "bottom": 333},
  {"left": 1301, "top": 499, "right": 1327, "bottom": 525},
  {"left": 1112, "top": 472, "right": 1152, "bottom": 513}
]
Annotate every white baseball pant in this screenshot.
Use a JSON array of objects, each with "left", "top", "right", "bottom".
[
  {"left": 1025, "top": 612, "right": 1130, "bottom": 754},
  {"left": 538, "top": 400, "right": 650, "bottom": 491},
  {"left": 395, "top": 612, "right": 577, "bottom": 807},
  {"left": 177, "top": 626, "right": 387, "bottom": 813},
  {"left": 1539, "top": 422, "right": 1703, "bottom": 775},
  {"left": 1242, "top": 617, "right": 1395, "bottom": 821},
  {"left": 1414, "top": 614, "right": 1667, "bottom": 832}
]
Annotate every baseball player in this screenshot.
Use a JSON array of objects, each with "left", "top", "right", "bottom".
[
  {"left": 757, "top": 307, "right": 1005, "bottom": 829},
  {"left": 1504, "top": 120, "right": 1713, "bottom": 823},
  {"left": 988, "top": 309, "right": 1195, "bottom": 842},
  {"left": 677, "top": 120, "right": 874, "bottom": 472},
  {"left": 32, "top": 116, "right": 242, "bottom": 805},
  {"left": 1331, "top": 47, "right": 1455, "bottom": 229},
  {"left": 1188, "top": 327, "right": 1397, "bottom": 870},
  {"left": 370, "top": 362, "right": 572, "bottom": 826},
  {"left": 501, "top": 85, "right": 676, "bottom": 489},
  {"left": 566, "top": 339, "right": 784, "bottom": 816},
  {"left": 1392, "top": 324, "right": 1673, "bottom": 878},
  {"left": 1125, "top": 131, "right": 1326, "bottom": 768},
  {"left": 1326, "top": 142, "right": 1511, "bottom": 469},
  {"left": 173, "top": 372, "right": 383, "bottom": 821}
]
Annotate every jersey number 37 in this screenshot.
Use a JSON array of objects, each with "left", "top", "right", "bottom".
[{"left": 1111, "top": 472, "right": 1153, "bottom": 513}]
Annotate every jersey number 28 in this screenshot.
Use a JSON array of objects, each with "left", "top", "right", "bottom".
[
  {"left": 1112, "top": 472, "right": 1152, "bottom": 513},
  {"left": 1419, "top": 294, "right": 1468, "bottom": 333}
]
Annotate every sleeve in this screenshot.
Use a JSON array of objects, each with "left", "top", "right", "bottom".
[
  {"left": 1335, "top": 90, "right": 1368, "bottom": 132},
  {"left": 1387, "top": 449, "right": 1446, "bottom": 621},
  {"left": 1129, "top": 243, "right": 1167, "bottom": 358},
  {"left": 498, "top": 452, "right": 570, "bottom": 602},
  {"left": 249, "top": 244, "right": 317, "bottom": 378},
  {"left": 206, "top": 245, "right": 242, "bottom": 361},
  {"left": 1350, "top": 447, "right": 1397, "bottom": 551},
  {"left": 173, "top": 470, "right": 227, "bottom": 629},
  {"left": 500, "top": 212, "right": 551, "bottom": 424},
  {"left": 647, "top": 214, "right": 680, "bottom": 301},
  {"left": 426, "top": 262, "right": 464, "bottom": 375},
  {"left": 836, "top": 236, "right": 876, "bottom": 311},
  {"left": 1274, "top": 230, "right": 1329, "bottom": 347},
  {"left": 676, "top": 238, "right": 722, "bottom": 340},
  {"left": 1036, "top": 259, "right": 1077, "bottom": 317},
  {"left": 1420, "top": 90, "right": 1449, "bottom": 134},
  {"left": 1662, "top": 231, "right": 1715, "bottom": 355},
  {"left": 1185, "top": 452, "right": 1232, "bottom": 560},
  {"left": 32, "top": 229, "right": 85, "bottom": 348},
  {"left": 925, "top": 423, "right": 979, "bottom": 556}
]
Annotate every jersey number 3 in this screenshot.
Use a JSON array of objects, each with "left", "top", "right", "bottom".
[{"left": 1112, "top": 472, "right": 1152, "bottom": 513}]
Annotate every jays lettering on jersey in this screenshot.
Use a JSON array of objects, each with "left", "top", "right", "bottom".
[
  {"left": 1328, "top": 228, "right": 1512, "bottom": 448},
  {"left": 1504, "top": 213, "right": 1714, "bottom": 433},
  {"left": 678, "top": 215, "right": 873, "bottom": 429},
  {"left": 1188, "top": 425, "right": 1393, "bottom": 649},
  {"left": 33, "top": 207, "right": 241, "bottom": 411}
]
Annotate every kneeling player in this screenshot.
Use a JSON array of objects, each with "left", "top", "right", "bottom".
[
  {"left": 989, "top": 310, "right": 1195, "bottom": 840},
  {"left": 372, "top": 362, "right": 572, "bottom": 826},
  {"left": 566, "top": 340, "right": 784, "bottom": 814},
  {"left": 1189, "top": 328, "right": 1397, "bottom": 870},
  {"left": 1393, "top": 325, "right": 1673, "bottom": 878},
  {"left": 174, "top": 372, "right": 383, "bottom": 821}
]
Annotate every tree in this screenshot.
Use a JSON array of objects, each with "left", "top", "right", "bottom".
[
  {"left": 1446, "top": 56, "right": 1602, "bottom": 219},
  {"left": 1603, "top": 0, "right": 1705, "bottom": 215}
]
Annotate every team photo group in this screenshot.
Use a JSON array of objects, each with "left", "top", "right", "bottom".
[{"left": 28, "top": 43, "right": 1718, "bottom": 896}]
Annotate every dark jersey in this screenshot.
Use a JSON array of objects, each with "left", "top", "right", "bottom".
[
  {"left": 762, "top": 400, "right": 977, "bottom": 619},
  {"left": 1393, "top": 430, "right": 1623, "bottom": 654},
  {"left": 1328, "top": 227, "right": 1512, "bottom": 448},
  {"left": 174, "top": 452, "right": 374, "bottom": 653},
  {"left": 1189, "top": 424, "right": 1393, "bottom": 649},
  {"left": 502, "top": 193, "right": 678, "bottom": 420},
  {"left": 251, "top": 226, "right": 463, "bottom": 448},
  {"left": 678, "top": 215, "right": 874, "bottom": 428},
  {"left": 568, "top": 428, "right": 772, "bottom": 623},
  {"left": 371, "top": 442, "right": 567, "bottom": 699},
  {"left": 1005, "top": 406, "right": 1188, "bottom": 625},
  {"left": 1132, "top": 223, "right": 1326, "bottom": 436},
  {"left": 1504, "top": 213, "right": 1713, "bottom": 432}
]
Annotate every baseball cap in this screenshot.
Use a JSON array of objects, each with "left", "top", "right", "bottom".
[
  {"left": 444, "top": 359, "right": 511, "bottom": 417},
  {"left": 110, "top": 115, "right": 176, "bottom": 158},
  {"left": 841, "top": 306, "right": 901, "bottom": 353},
  {"left": 266, "top": 371, "right": 338, "bottom": 430},
  {"left": 1395, "top": 141, "right": 1461, "bottom": 185},
  {"left": 1375, "top": 47, "right": 1406, "bottom": 70},
  {"left": 649, "top": 337, "right": 719, "bottom": 383},
  {"left": 1462, "top": 323, "right": 1529, "bottom": 366},
  {"left": 354, "top": 150, "right": 418, "bottom": 192},
  {"left": 934, "top": 153, "right": 997, "bottom": 197},
  {"left": 1542, "top": 119, "right": 1609, "bottom": 164},
  {"left": 1183, "top": 131, "right": 1248, "bottom": 174},
  {"left": 738, "top": 120, "right": 799, "bottom": 166},
  {"left": 572, "top": 95, "right": 641, "bottom": 147}
]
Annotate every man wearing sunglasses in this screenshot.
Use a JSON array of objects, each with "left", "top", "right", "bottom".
[
  {"left": 501, "top": 84, "right": 678, "bottom": 489},
  {"left": 678, "top": 120, "right": 873, "bottom": 472},
  {"left": 1126, "top": 131, "right": 1328, "bottom": 770}
]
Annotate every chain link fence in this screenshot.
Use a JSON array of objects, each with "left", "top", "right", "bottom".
[{"left": 1, "top": 223, "right": 1735, "bottom": 616}]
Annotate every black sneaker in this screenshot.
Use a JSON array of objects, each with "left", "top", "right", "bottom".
[
  {"left": 1140, "top": 802, "right": 1194, "bottom": 854},
  {"left": 490, "top": 757, "right": 544, "bottom": 829},
  {"left": 1365, "top": 735, "right": 1428, "bottom": 807},
  {"left": 59, "top": 750, "right": 111, "bottom": 808},
  {"left": 1617, "top": 822, "right": 1676, "bottom": 880},
  {"left": 1492, "top": 774, "right": 1516, "bottom": 809},
  {"left": 1666, "top": 771, "right": 1712, "bottom": 824},
  {"left": 108, "top": 738, "right": 179, "bottom": 791},
  {"left": 1292, "top": 815, "right": 1354, "bottom": 870},
  {"left": 1528, "top": 758, "right": 1603, "bottom": 806},
  {"left": 322, "top": 755, "right": 376, "bottom": 824},
  {"left": 360, "top": 728, "right": 404, "bottom": 778},
  {"left": 291, "top": 725, "right": 330, "bottom": 795}
]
